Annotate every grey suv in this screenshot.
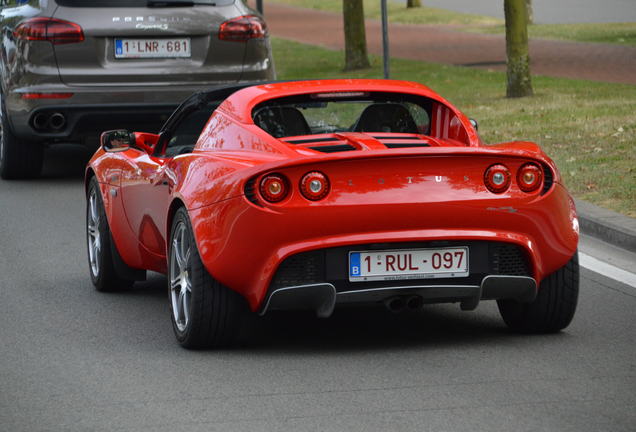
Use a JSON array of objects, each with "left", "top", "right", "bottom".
[{"left": 0, "top": 0, "right": 274, "bottom": 179}]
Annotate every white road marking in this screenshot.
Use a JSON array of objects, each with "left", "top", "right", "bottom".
[{"left": 579, "top": 252, "right": 636, "bottom": 289}]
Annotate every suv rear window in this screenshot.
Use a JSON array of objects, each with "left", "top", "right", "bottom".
[{"left": 56, "top": 0, "right": 234, "bottom": 6}]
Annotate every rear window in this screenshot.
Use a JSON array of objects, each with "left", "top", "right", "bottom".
[
  {"left": 56, "top": 0, "right": 234, "bottom": 6},
  {"left": 252, "top": 92, "right": 432, "bottom": 138}
]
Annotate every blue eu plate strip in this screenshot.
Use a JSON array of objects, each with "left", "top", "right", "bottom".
[
  {"left": 349, "top": 252, "right": 361, "bottom": 277},
  {"left": 115, "top": 39, "right": 123, "bottom": 56}
]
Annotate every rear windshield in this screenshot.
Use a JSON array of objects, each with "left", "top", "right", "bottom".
[
  {"left": 56, "top": 0, "right": 234, "bottom": 7},
  {"left": 252, "top": 92, "right": 432, "bottom": 138}
]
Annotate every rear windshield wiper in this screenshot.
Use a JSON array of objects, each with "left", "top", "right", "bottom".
[{"left": 147, "top": 1, "right": 217, "bottom": 7}]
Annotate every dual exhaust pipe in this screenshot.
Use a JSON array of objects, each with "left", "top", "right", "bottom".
[
  {"left": 32, "top": 112, "right": 66, "bottom": 131},
  {"left": 384, "top": 295, "right": 424, "bottom": 313}
]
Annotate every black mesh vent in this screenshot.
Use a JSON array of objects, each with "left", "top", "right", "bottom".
[
  {"left": 271, "top": 251, "right": 325, "bottom": 289},
  {"left": 244, "top": 178, "right": 260, "bottom": 206},
  {"left": 490, "top": 244, "right": 530, "bottom": 276},
  {"left": 542, "top": 164, "right": 554, "bottom": 195},
  {"left": 286, "top": 137, "right": 339, "bottom": 144},
  {"left": 309, "top": 144, "right": 357, "bottom": 153},
  {"left": 384, "top": 143, "right": 430, "bottom": 149},
  {"left": 371, "top": 135, "right": 424, "bottom": 140}
]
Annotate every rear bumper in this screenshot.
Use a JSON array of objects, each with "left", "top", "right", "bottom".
[
  {"left": 12, "top": 103, "right": 179, "bottom": 145},
  {"left": 261, "top": 275, "right": 537, "bottom": 318},
  {"left": 190, "top": 183, "right": 579, "bottom": 312},
  {"left": 4, "top": 82, "right": 256, "bottom": 143}
]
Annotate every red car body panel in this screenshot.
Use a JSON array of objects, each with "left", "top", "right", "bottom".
[{"left": 86, "top": 79, "right": 579, "bottom": 313}]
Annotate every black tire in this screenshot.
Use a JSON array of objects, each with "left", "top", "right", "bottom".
[
  {"left": 0, "top": 104, "right": 43, "bottom": 179},
  {"left": 86, "top": 177, "right": 133, "bottom": 292},
  {"left": 169, "top": 207, "right": 249, "bottom": 349},
  {"left": 498, "top": 252, "right": 579, "bottom": 333}
]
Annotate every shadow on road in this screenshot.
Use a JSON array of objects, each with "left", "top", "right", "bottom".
[
  {"left": 243, "top": 307, "right": 513, "bottom": 354},
  {"left": 107, "top": 273, "right": 550, "bottom": 355},
  {"left": 40, "top": 144, "right": 93, "bottom": 180}
]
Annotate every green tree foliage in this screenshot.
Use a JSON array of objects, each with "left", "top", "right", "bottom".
[
  {"left": 343, "top": 0, "right": 370, "bottom": 70},
  {"left": 407, "top": 0, "right": 422, "bottom": 7},
  {"left": 504, "top": 0, "right": 533, "bottom": 97}
]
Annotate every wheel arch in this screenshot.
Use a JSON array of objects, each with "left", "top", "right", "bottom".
[
  {"left": 166, "top": 198, "right": 187, "bottom": 247},
  {"left": 84, "top": 167, "right": 96, "bottom": 196}
]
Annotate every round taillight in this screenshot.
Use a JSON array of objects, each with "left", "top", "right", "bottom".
[
  {"left": 517, "top": 163, "right": 543, "bottom": 193},
  {"left": 300, "top": 171, "right": 330, "bottom": 201},
  {"left": 259, "top": 174, "right": 288, "bottom": 203},
  {"left": 484, "top": 164, "right": 511, "bottom": 194}
]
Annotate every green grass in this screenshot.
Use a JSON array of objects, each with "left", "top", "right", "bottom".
[
  {"left": 264, "top": 0, "right": 636, "bottom": 46},
  {"left": 272, "top": 37, "right": 636, "bottom": 217}
]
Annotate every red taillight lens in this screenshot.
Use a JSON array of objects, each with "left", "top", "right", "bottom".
[
  {"left": 219, "top": 15, "right": 268, "bottom": 42},
  {"left": 484, "top": 164, "right": 511, "bottom": 194},
  {"left": 300, "top": 171, "right": 330, "bottom": 201},
  {"left": 259, "top": 174, "right": 288, "bottom": 203},
  {"left": 517, "top": 163, "right": 543, "bottom": 193},
  {"left": 21, "top": 92, "right": 73, "bottom": 99},
  {"left": 14, "top": 17, "right": 84, "bottom": 45}
]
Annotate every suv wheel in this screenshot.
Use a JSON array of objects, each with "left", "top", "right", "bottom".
[{"left": 0, "top": 105, "right": 43, "bottom": 179}]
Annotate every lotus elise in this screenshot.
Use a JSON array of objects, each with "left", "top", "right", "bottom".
[{"left": 85, "top": 79, "right": 579, "bottom": 348}]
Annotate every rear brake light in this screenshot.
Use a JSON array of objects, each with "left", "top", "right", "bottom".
[
  {"left": 14, "top": 17, "right": 84, "bottom": 45},
  {"left": 259, "top": 174, "right": 289, "bottom": 203},
  {"left": 219, "top": 15, "right": 267, "bottom": 42},
  {"left": 300, "top": 171, "right": 330, "bottom": 201},
  {"left": 517, "top": 163, "right": 543, "bottom": 193},
  {"left": 484, "top": 164, "right": 511, "bottom": 194},
  {"left": 21, "top": 92, "right": 73, "bottom": 99}
]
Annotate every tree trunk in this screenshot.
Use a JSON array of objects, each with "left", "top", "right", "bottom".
[
  {"left": 504, "top": 0, "right": 533, "bottom": 98},
  {"left": 526, "top": 0, "right": 533, "bottom": 24},
  {"left": 407, "top": 0, "right": 421, "bottom": 7},
  {"left": 343, "top": 0, "right": 370, "bottom": 70}
]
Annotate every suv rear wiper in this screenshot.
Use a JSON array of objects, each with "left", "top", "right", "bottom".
[{"left": 147, "top": 1, "right": 216, "bottom": 7}]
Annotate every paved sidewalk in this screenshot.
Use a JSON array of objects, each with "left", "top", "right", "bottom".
[{"left": 265, "top": 3, "right": 636, "bottom": 85}]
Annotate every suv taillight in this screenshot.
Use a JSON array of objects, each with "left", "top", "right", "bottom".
[
  {"left": 219, "top": 15, "right": 267, "bottom": 42},
  {"left": 14, "top": 17, "right": 84, "bottom": 45}
]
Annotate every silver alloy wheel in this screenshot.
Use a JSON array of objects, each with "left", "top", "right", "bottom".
[
  {"left": 87, "top": 189, "right": 101, "bottom": 278},
  {"left": 170, "top": 222, "right": 192, "bottom": 332}
]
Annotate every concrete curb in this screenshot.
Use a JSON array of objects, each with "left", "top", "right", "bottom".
[{"left": 576, "top": 199, "right": 636, "bottom": 253}]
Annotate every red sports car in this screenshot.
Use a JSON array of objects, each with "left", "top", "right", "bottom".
[{"left": 85, "top": 79, "right": 579, "bottom": 348}]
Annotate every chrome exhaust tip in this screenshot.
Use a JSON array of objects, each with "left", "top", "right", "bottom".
[
  {"left": 406, "top": 295, "right": 424, "bottom": 310},
  {"left": 384, "top": 296, "right": 406, "bottom": 313},
  {"left": 32, "top": 112, "right": 48, "bottom": 130},
  {"left": 48, "top": 112, "right": 66, "bottom": 130}
]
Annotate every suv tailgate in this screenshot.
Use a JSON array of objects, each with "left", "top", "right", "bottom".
[{"left": 51, "top": 0, "right": 247, "bottom": 86}]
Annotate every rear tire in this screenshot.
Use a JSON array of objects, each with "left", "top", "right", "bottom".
[
  {"left": 498, "top": 252, "right": 579, "bottom": 333},
  {"left": 86, "top": 177, "right": 133, "bottom": 292},
  {"left": 169, "top": 207, "right": 249, "bottom": 349},
  {"left": 0, "top": 105, "right": 43, "bottom": 179}
]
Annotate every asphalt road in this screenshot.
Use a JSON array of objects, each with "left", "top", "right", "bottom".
[
  {"left": 1, "top": 146, "right": 635, "bottom": 432},
  {"left": 393, "top": 0, "right": 636, "bottom": 24}
]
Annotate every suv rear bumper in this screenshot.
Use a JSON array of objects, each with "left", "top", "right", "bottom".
[
  {"left": 13, "top": 102, "right": 179, "bottom": 145},
  {"left": 5, "top": 82, "right": 255, "bottom": 145}
]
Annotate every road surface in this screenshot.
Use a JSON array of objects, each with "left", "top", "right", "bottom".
[{"left": 1, "top": 146, "right": 635, "bottom": 431}]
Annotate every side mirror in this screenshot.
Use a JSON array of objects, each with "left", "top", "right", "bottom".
[
  {"left": 101, "top": 129, "right": 134, "bottom": 151},
  {"left": 133, "top": 132, "right": 160, "bottom": 154},
  {"left": 469, "top": 118, "right": 479, "bottom": 131}
]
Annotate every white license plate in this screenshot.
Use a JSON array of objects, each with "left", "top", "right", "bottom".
[
  {"left": 349, "top": 247, "right": 469, "bottom": 282},
  {"left": 114, "top": 38, "right": 191, "bottom": 59}
]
